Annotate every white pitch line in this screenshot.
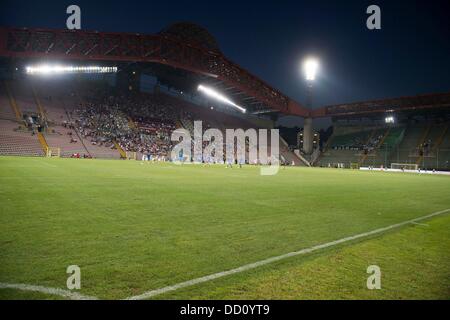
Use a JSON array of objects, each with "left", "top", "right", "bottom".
[
  {"left": 410, "top": 222, "right": 429, "bottom": 227},
  {"left": 126, "top": 208, "right": 450, "bottom": 300},
  {"left": 0, "top": 283, "right": 98, "bottom": 300}
]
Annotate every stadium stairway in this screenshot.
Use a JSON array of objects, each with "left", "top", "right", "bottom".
[
  {"left": 113, "top": 141, "right": 127, "bottom": 159},
  {"left": 37, "top": 132, "right": 49, "bottom": 155}
]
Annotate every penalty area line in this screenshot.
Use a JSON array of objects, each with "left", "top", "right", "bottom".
[
  {"left": 125, "top": 208, "right": 450, "bottom": 300},
  {"left": 0, "top": 283, "right": 98, "bottom": 300}
]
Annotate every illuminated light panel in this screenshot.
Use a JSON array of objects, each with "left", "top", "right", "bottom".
[
  {"left": 25, "top": 65, "right": 118, "bottom": 75},
  {"left": 197, "top": 84, "right": 246, "bottom": 113},
  {"left": 385, "top": 116, "right": 395, "bottom": 124}
]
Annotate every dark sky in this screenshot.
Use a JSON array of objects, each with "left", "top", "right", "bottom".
[{"left": 1, "top": 0, "right": 449, "bottom": 126}]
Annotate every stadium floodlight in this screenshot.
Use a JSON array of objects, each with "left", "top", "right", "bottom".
[
  {"left": 197, "top": 84, "right": 246, "bottom": 113},
  {"left": 385, "top": 115, "right": 395, "bottom": 124},
  {"left": 303, "top": 58, "right": 319, "bottom": 81},
  {"left": 25, "top": 64, "right": 118, "bottom": 75}
]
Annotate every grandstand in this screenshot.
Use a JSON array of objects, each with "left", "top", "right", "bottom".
[
  {"left": 0, "top": 24, "right": 311, "bottom": 164},
  {"left": 314, "top": 94, "right": 450, "bottom": 170},
  {"left": 1, "top": 77, "right": 303, "bottom": 163},
  {"left": 317, "top": 122, "right": 450, "bottom": 170}
]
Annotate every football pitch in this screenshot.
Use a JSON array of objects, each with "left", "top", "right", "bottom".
[{"left": 0, "top": 156, "right": 449, "bottom": 300}]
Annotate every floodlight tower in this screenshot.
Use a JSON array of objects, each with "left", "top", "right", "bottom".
[
  {"left": 304, "top": 58, "right": 318, "bottom": 106},
  {"left": 302, "top": 58, "right": 319, "bottom": 155}
]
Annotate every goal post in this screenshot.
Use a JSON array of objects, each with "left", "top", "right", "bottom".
[
  {"left": 45, "top": 147, "right": 60, "bottom": 158},
  {"left": 391, "top": 163, "right": 418, "bottom": 170}
]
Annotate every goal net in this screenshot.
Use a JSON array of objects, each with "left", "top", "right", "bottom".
[
  {"left": 46, "top": 147, "right": 60, "bottom": 158},
  {"left": 391, "top": 163, "right": 418, "bottom": 170}
]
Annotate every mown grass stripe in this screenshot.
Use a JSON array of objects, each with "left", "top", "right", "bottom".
[{"left": 126, "top": 208, "right": 450, "bottom": 300}]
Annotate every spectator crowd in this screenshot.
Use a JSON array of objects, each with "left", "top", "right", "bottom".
[{"left": 72, "top": 90, "right": 185, "bottom": 159}]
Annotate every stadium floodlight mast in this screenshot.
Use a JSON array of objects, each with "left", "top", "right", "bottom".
[
  {"left": 197, "top": 84, "right": 246, "bottom": 113},
  {"left": 302, "top": 57, "right": 319, "bottom": 108}
]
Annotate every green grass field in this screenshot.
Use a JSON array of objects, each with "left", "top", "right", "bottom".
[{"left": 0, "top": 156, "right": 449, "bottom": 300}]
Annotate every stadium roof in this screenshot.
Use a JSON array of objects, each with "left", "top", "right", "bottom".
[
  {"left": 0, "top": 25, "right": 309, "bottom": 117},
  {"left": 0, "top": 24, "right": 448, "bottom": 119},
  {"left": 312, "top": 92, "right": 450, "bottom": 118},
  {"left": 159, "top": 22, "right": 221, "bottom": 53}
]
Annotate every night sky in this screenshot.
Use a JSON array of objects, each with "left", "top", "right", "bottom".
[{"left": 1, "top": 0, "right": 449, "bottom": 126}]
